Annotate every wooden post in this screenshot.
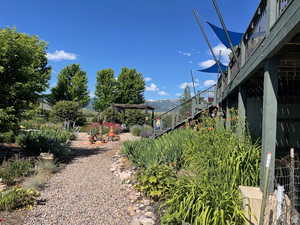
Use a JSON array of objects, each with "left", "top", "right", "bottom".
[
  {"left": 261, "top": 58, "right": 279, "bottom": 192},
  {"left": 237, "top": 86, "right": 247, "bottom": 137}
]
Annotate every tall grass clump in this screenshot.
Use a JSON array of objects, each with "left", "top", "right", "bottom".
[
  {"left": 122, "top": 129, "right": 196, "bottom": 169},
  {"left": 123, "top": 117, "right": 261, "bottom": 225}
]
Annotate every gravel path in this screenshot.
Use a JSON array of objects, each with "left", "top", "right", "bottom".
[{"left": 23, "top": 133, "right": 135, "bottom": 225}]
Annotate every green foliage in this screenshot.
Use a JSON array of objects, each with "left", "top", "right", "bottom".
[
  {"left": 116, "top": 67, "right": 145, "bottom": 104},
  {"left": 135, "top": 165, "right": 176, "bottom": 201},
  {"left": 16, "top": 127, "right": 72, "bottom": 160},
  {"left": 94, "top": 69, "right": 118, "bottom": 111},
  {"left": 0, "top": 131, "right": 15, "bottom": 143},
  {"left": 0, "top": 157, "right": 34, "bottom": 185},
  {"left": 122, "top": 109, "right": 149, "bottom": 127},
  {"left": 123, "top": 129, "right": 194, "bottom": 168},
  {"left": 140, "top": 125, "right": 153, "bottom": 138},
  {"left": 130, "top": 125, "right": 142, "bottom": 136},
  {"left": 100, "top": 107, "right": 122, "bottom": 123},
  {"left": 0, "top": 28, "right": 50, "bottom": 132},
  {"left": 49, "top": 64, "right": 89, "bottom": 107},
  {"left": 0, "top": 187, "right": 40, "bottom": 211},
  {"left": 50, "top": 101, "right": 84, "bottom": 126},
  {"left": 123, "top": 122, "right": 261, "bottom": 225}
]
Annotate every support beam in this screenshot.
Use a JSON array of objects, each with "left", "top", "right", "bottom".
[
  {"left": 238, "top": 87, "right": 247, "bottom": 137},
  {"left": 267, "top": 0, "right": 278, "bottom": 31},
  {"left": 261, "top": 58, "right": 279, "bottom": 192}
]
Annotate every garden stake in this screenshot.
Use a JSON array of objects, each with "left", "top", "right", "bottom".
[{"left": 259, "top": 152, "right": 272, "bottom": 225}]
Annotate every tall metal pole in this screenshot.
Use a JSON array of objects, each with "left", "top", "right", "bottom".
[
  {"left": 211, "top": 0, "right": 240, "bottom": 69},
  {"left": 192, "top": 9, "right": 225, "bottom": 78},
  {"left": 191, "top": 69, "right": 198, "bottom": 105}
]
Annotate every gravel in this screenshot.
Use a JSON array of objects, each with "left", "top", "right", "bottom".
[{"left": 23, "top": 133, "right": 134, "bottom": 225}]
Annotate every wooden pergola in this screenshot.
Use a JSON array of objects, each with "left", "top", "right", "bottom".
[{"left": 111, "top": 104, "right": 155, "bottom": 127}]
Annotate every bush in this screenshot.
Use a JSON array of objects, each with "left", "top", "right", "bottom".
[
  {"left": 140, "top": 125, "right": 153, "bottom": 138},
  {"left": 122, "top": 110, "right": 150, "bottom": 127},
  {"left": 130, "top": 125, "right": 142, "bottom": 136},
  {"left": 50, "top": 101, "right": 83, "bottom": 127},
  {"left": 0, "top": 187, "right": 40, "bottom": 211},
  {"left": 0, "top": 157, "right": 34, "bottom": 185},
  {"left": 135, "top": 164, "right": 176, "bottom": 201},
  {"left": 100, "top": 107, "right": 122, "bottom": 123},
  {"left": 0, "top": 131, "right": 15, "bottom": 143},
  {"left": 16, "top": 127, "right": 73, "bottom": 160}
]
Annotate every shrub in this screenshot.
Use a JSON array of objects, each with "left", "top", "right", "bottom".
[
  {"left": 122, "top": 109, "right": 150, "bottom": 127},
  {"left": 100, "top": 107, "right": 122, "bottom": 123},
  {"left": 140, "top": 125, "right": 153, "bottom": 138},
  {"left": 16, "top": 127, "right": 72, "bottom": 160},
  {"left": 50, "top": 101, "right": 83, "bottom": 128},
  {"left": 0, "top": 131, "right": 15, "bottom": 143},
  {"left": 135, "top": 164, "right": 176, "bottom": 201},
  {"left": 0, "top": 187, "right": 40, "bottom": 211},
  {"left": 0, "top": 157, "right": 34, "bottom": 185},
  {"left": 130, "top": 125, "right": 142, "bottom": 136}
]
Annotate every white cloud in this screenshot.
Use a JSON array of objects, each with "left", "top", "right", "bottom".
[
  {"left": 178, "top": 50, "right": 192, "bottom": 57},
  {"left": 144, "top": 77, "right": 152, "bottom": 82},
  {"left": 188, "top": 60, "right": 193, "bottom": 64},
  {"left": 203, "top": 80, "right": 216, "bottom": 87},
  {"left": 146, "top": 83, "right": 159, "bottom": 92},
  {"left": 158, "top": 91, "right": 169, "bottom": 96},
  {"left": 211, "top": 44, "right": 231, "bottom": 64},
  {"left": 89, "top": 92, "right": 95, "bottom": 98},
  {"left": 47, "top": 50, "right": 77, "bottom": 61},
  {"left": 198, "top": 59, "right": 215, "bottom": 68},
  {"left": 176, "top": 93, "right": 181, "bottom": 97}
]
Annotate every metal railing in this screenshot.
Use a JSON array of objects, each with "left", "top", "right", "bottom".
[
  {"left": 277, "top": 0, "right": 293, "bottom": 18},
  {"left": 244, "top": 0, "right": 268, "bottom": 61},
  {"left": 153, "top": 85, "right": 216, "bottom": 137}
]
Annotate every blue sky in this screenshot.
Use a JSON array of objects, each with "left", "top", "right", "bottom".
[{"left": 1, "top": 0, "right": 259, "bottom": 100}]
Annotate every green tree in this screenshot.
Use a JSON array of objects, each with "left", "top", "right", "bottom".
[
  {"left": 0, "top": 28, "right": 51, "bottom": 131},
  {"left": 116, "top": 67, "right": 145, "bottom": 104},
  {"left": 51, "top": 101, "right": 85, "bottom": 128},
  {"left": 49, "top": 64, "right": 89, "bottom": 107},
  {"left": 94, "top": 68, "right": 118, "bottom": 112}
]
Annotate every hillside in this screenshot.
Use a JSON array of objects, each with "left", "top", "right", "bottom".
[{"left": 86, "top": 98, "right": 180, "bottom": 113}]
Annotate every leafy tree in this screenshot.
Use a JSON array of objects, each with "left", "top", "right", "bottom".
[
  {"left": 94, "top": 68, "right": 118, "bottom": 112},
  {"left": 116, "top": 67, "right": 145, "bottom": 104},
  {"left": 49, "top": 64, "right": 89, "bottom": 107},
  {"left": 0, "top": 28, "right": 51, "bottom": 131}
]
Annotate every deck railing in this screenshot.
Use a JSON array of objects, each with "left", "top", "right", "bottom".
[
  {"left": 153, "top": 85, "right": 216, "bottom": 136},
  {"left": 277, "top": 0, "right": 293, "bottom": 18}
]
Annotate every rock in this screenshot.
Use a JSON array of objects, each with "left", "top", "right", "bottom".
[
  {"left": 142, "top": 199, "right": 151, "bottom": 206},
  {"left": 119, "top": 171, "right": 131, "bottom": 181},
  {"left": 145, "top": 211, "right": 155, "bottom": 218},
  {"left": 139, "top": 217, "right": 155, "bottom": 225},
  {"left": 130, "top": 218, "right": 141, "bottom": 225},
  {"left": 127, "top": 206, "right": 136, "bottom": 216}
]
